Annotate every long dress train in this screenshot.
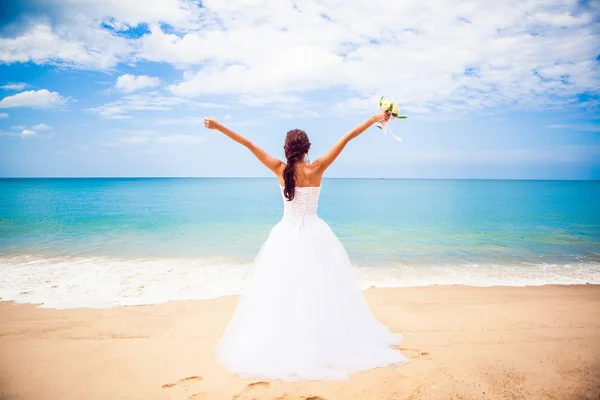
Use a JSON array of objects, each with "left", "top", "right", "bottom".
[{"left": 216, "top": 185, "right": 408, "bottom": 381}]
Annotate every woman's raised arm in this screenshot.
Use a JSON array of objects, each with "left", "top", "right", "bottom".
[
  {"left": 312, "top": 111, "right": 391, "bottom": 173},
  {"left": 204, "top": 117, "right": 284, "bottom": 175}
]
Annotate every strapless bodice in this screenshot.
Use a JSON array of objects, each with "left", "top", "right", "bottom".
[{"left": 280, "top": 185, "right": 321, "bottom": 218}]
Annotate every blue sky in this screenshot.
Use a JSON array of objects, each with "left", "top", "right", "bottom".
[{"left": 0, "top": 0, "right": 599, "bottom": 179}]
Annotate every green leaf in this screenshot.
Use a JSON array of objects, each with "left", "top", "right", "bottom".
[
  {"left": 398, "top": 116, "right": 407, "bottom": 119},
  {"left": 387, "top": 104, "right": 393, "bottom": 111},
  {"left": 379, "top": 96, "right": 384, "bottom": 107}
]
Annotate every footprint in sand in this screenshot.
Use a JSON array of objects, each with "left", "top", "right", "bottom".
[
  {"left": 396, "top": 347, "right": 431, "bottom": 359},
  {"left": 246, "top": 381, "right": 270, "bottom": 389},
  {"left": 161, "top": 375, "right": 203, "bottom": 389},
  {"left": 188, "top": 393, "right": 208, "bottom": 400},
  {"left": 232, "top": 381, "right": 272, "bottom": 399},
  {"left": 396, "top": 346, "right": 418, "bottom": 352},
  {"left": 235, "top": 381, "right": 327, "bottom": 400}
]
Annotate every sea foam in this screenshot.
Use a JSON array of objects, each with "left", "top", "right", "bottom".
[{"left": 1, "top": 254, "right": 599, "bottom": 309}]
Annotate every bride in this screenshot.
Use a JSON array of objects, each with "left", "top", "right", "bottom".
[{"left": 203, "top": 111, "right": 408, "bottom": 381}]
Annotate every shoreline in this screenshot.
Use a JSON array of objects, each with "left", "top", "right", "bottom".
[
  {"left": 2, "top": 282, "right": 600, "bottom": 310},
  {"left": 2, "top": 252, "right": 599, "bottom": 309},
  {"left": 1, "top": 285, "right": 599, "bottom": 399}
]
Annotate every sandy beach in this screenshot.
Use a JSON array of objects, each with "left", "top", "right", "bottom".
[{"left": 1, "top": 285, "right": 599, "bottom": 399}]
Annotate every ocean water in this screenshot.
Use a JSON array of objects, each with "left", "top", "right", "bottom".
[{"left": 1, "top": 178, "right": 599, "bottom": 309}]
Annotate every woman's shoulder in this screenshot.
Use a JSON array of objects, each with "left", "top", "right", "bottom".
[
  {"left": 277, "top": 162, "right": 322, "bottom": 186},
  {"left": 299, "top": 163, "right": 323, "bottom": 185}
]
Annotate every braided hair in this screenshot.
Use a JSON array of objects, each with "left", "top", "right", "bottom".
[{"left": 283, "top": 129, "right": 311, "bottom": 201}]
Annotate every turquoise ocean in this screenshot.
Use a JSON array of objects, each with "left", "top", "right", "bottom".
[{"left": 1, "top": 178, "right": 599, "bottom": 309}]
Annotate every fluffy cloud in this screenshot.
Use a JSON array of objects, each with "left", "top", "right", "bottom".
[
  {"left": 100, "top": 129, "right": 204, "bottom": 147},
  {"left": 154, "top": 117, "right": 209, "bottom": 126},
  {"left": 0, "top": 0, "right": 202, "bottom": 70},
  {"left": 0, "top": 113, "right": 8, "bottom": 118},
  {"left": 161, "top": 0, "right": 600, "bottom": 113},
  {"left": 59, "top": 0, "right": 202, "bottom": 30},
  {"left": 114, "top": 74, "right": 160, "bottom": 93},
  {"left": 87, "top": 92, "right": 228, "bottom": 119},
  {"left": 1, "top": 0, "right": 599, "bottom": 113},
  {"left": 121, "top": 135, "right": 151, "bottom": 144},
  {"left": 400, "top": 145, "right": 600, "bottom": 165},
  {"left": 155, "top": 134, "right": 205, "bottom": 145},
  {"left": 1, "top": 83, "right": 27, "bottom": 90},
  {"left": 85, "top": 92, "right": 188, "bottom": 118},
  {"left": 0, "top": 90, "right": 67, "bottom": 108},
  {"left": 547, "top": 124, "right": 600, "bottom": 132},
  {"left": 32, "top": 123, "right": 52, "bottom": 131},
  {"left": 0, "top": 23, "right": 133, "bottom": 70},
  {"left": 21, "top": 129, "right": 36, "bottom": 136}
]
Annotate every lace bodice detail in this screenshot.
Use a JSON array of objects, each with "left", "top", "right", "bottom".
[{"left": 280, "top": 186, "right": 321, "bottom": 218}]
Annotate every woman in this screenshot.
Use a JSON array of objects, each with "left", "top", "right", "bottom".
[{"left": 204, "top": 111, "right": 408, "bottom": 382}]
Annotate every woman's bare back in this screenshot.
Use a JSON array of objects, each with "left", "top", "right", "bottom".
[{"left": 277, "top": 162, "right": 322, "bottom": 187}]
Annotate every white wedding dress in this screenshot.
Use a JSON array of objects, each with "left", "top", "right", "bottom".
[{"left": 216, "top": 185, "right": 408, "bottom": 381}]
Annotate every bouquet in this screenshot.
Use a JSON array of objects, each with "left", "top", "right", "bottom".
[{"left": 377, "top": 96, "right": 406, "bottom": 142}]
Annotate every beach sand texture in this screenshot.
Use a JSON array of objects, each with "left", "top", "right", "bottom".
[{"left": 1, "top": 285, "right": 599, "bottom": 399}]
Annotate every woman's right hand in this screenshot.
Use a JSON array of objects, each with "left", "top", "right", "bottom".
[
  {"left": 204, "top": 117, "right": 222, "bottom": 130},
  {"left": 372, "top": 111, "right": 392, "bottom": 124}
]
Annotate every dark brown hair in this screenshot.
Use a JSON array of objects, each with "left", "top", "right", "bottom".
[{"left": 283, "top": 129, "right": 311, "bottom": 201}]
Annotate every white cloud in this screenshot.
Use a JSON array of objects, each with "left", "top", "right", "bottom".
[
  {"left": 121, "top": 135, "right": 151, "bottom": 144},
  {"left": 400, "top": 145, "right": 600, "bottom": 165},
  {"left": 21, "top": 129, "right": 36, "bottom": 136},
  {"left": 0, "top": 90, "right": 67, "bottom": 109},
  {"left": 32, "top": 123, "right": 53, "bottom": 131},
  {"left": 154, "top": 117, "right": 205, "bottom": 126},
  {"left": 0, "top": 0, "right": 202, "bottom": 70},
  {"left": 86, "top": 92, "right": 187, "bottom": 118},
  {"left": 11, "top": 125, "right": 26, "bottom": 130},
  {"left": 116, "top": 129, "right": 159, "bottom": 135},
  {"left": 546, "top": 124, "right": 600, "bottom": 132},
  {"left": 0, "top": 113, "right": 8, "bottom": 118},
  {"left": 157, "top": 0, "right": 599, "bottom": 113},
  {"left": 1, "top": 83, "right": 27, "bottom": 91},
  {"left": 101, "top": 129, "right": 205, "bottom": 147},
  {"left": 236, "top": 94, "right": 305, "bottom": 107},
  {"left": 61, "top": 0, "right": 202, "bottom": 30},
  {"left": 0, "top": 0, "right": 598, "bottom": 114},
  {"left": 227, "top": 118, "right": 263, "bottom": 128},
  {"left": 99, "top": 141, "right": 121, "bottom": 148},
  {"left": 87, "top": 93, "right": 228, "bottom": 119},
  {"left": 155, "top": 134, "right": 204, "bottom": 145},
  {"left": 0, "top": 23, "right": 133, "bottom": 70},
  {"left": 114, "top": 74, "right": 160, "bottom": 93}
]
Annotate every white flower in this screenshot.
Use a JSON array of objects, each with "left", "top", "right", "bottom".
[
  {"left": 380, "top": 98, "right": 391, "bottom": 111},
  {"left": 392, "top": 103, "right": 399, "bottom": 115}
]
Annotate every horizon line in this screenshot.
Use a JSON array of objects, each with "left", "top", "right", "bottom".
[{"left": 0, "top": 177, "right": 597, "bottom": 182}]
